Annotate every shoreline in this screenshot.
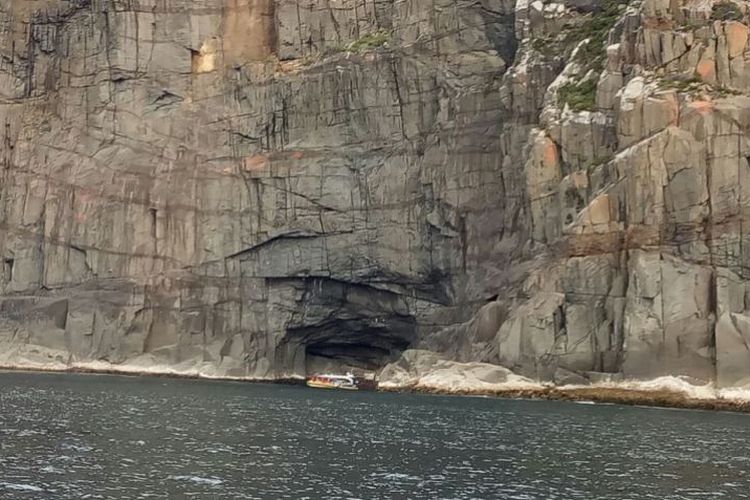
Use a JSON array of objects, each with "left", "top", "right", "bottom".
[
  {"left": 2, "top": 364, "right": 750, "bottom": 413},
  {"left": 380, "top": 384, "right": 750, "bottom": 413},
  {"left": 0, "top": 364, "right": 305, "bottom": 386}
]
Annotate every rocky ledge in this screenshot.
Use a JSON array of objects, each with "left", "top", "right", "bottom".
[{"left": 379, "top": 350, "right": 750, "bottom": 413}]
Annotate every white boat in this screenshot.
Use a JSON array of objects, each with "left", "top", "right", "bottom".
[{"left": 306, "top": 373, "right": 358, "bottom": 391}]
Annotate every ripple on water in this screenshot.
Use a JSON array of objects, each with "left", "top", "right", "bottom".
[
  {"left": 169, "top": 475, "right": 224, "bottom": 486},
  {"left": 40, "top": 465, "right": 65, "bottom": 474},
  {"left": 0, "top": 483, "right": 44, "bottom": 493},
  {"left": 1, "top": 372, "right": 750, "bottom": 499}
]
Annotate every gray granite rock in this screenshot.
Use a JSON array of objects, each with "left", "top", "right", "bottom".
[
  {"left": 2, "top": 0, "right": 750, "bottom": 388},
  {"left": 0, "top": 0, "right": 521, "bottom": 379}
]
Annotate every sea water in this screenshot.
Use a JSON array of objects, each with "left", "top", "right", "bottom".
[{"left": 0, "top": 372, "right": 748, "bottom": 499}]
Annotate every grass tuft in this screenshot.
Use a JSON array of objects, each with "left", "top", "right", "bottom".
[{"left": 346, "top": 30, "right": 391, "bottom": 53}]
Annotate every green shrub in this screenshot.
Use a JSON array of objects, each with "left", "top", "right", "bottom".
[
  {"left": 548, "top": 0, "right": 629, "bottom": 112},
  {"left": 711, "top": 1, "right": 744, "bottom": 21},
  {"left": 558, "top": 79, "right": 598, "bottom": 112},
  {"left": 563, "top": 0, "right": 628, "bottom": 73},
  {"left": 347, "top": 30, "right": 390, "bottom": 53}
]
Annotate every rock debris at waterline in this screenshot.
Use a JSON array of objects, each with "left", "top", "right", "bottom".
[{"left": 377, "top": 350, "right": 750, "bottom": 413}]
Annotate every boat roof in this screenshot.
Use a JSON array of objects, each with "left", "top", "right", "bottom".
[{"left": 312, "top": 374, "right": 355, "bottom": 380}]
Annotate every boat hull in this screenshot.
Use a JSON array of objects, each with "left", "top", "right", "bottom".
[{"left": 306, "top": 380, "right": 358, "bottom": 391}]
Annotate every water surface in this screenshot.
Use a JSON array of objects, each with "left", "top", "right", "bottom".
[{"left": 0, "top": 372, "right": 748, "bottom": 499}]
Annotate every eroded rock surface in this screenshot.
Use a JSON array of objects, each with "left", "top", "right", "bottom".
[
  {"left": 379, "top": 349, "right": 538, "bottom": 392},
  {"left": 1, "top": 0, "right": 750, "bottom": 387}
]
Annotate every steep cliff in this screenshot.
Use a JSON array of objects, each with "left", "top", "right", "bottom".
[
  {"left": 429, "top": 0, "right": 750, "bottom": 388},
  {"left": 1, "top": 0, "right": 750, "bottom": 388}
]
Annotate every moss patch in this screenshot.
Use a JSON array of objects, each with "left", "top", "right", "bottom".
[{"left": 714, "top": 86, "right": 743, "bottom": 97}]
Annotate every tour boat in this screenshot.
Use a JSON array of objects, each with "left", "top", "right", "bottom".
[{"left": 306, "top": 373, "right": 359, "bottom": 391}]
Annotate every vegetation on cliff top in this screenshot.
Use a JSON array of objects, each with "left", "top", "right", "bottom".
[
  {"left": 565, "top": 0, "right": 627, "bottom": 73},
  {"left": 553, "top": 0, "right": 629, "bottom": 112}
]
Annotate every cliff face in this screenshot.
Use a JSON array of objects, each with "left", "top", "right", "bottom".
[{"left": 1, "top": 0, "right": 750, "bottom": 387}]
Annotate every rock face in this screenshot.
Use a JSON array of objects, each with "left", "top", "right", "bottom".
[
  {"left": 1, "top": 0, "right": 750, "bottom": 387},
  {"left": 422, "top": 0, "right": 750, "bottom": 389},
  {"left": 0, "top": 0, "right": 520, "bottom": 378}
]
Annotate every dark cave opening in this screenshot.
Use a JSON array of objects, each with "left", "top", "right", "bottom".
[
  {"left": 274, "top": 277, "right": 420, "bottom": 376},
  {"left": 287, "top": 316, "right": 417, "bottom": 373},
  {"left": 304, "top": 337, "right": 410, "bottom": 371}
]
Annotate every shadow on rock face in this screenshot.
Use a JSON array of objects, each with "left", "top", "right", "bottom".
[
  {"left": 275, "top": 278, "right": 418, "bottom": 374},
  {"left": 297, "top": 317, "right": 415, "bottom": 370}
]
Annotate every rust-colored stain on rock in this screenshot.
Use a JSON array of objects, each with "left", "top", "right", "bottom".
[
  {"left": 243, "top": 155, "right": 269, "bottom": 171},
  {"left": 222, "top": 0, "right": 276, "bottom": 65}
]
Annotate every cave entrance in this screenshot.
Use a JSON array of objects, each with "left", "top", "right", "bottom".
[
  {"left": 288, "top": 317, "right": 416, "bottom": 376},
  {"left": 304, "top": 334, "right": 410, "bottom": 372},
  {"left": 273, "top": 278, "right": 418, "bottom": 378}
]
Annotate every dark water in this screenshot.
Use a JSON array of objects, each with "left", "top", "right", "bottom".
[{"left": 1, "top": 373, "right": 749, "bottom": 499}]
